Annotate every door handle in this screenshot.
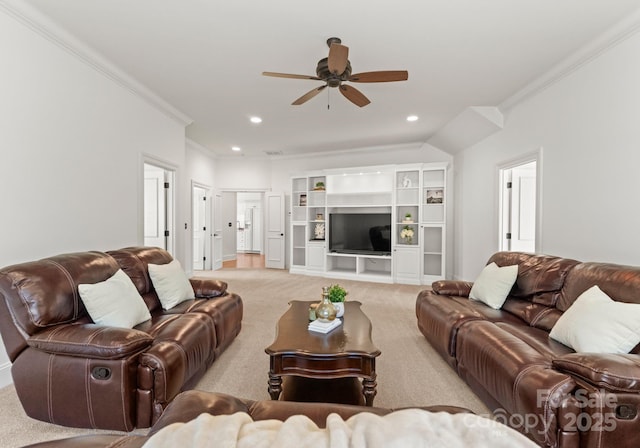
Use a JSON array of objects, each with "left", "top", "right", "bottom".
[{"left": 280, "top": 233, "right": 284, "bottom": 236}]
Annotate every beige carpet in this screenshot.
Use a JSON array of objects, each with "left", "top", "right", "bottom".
[{"left": 0, "top": 268, "right": 488, "bottom": 447}]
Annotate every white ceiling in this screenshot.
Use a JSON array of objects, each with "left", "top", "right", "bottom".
[{"left": 18, "top": 0, "right": 640, "bottom": 157}]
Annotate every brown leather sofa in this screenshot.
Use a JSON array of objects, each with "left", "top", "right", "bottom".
[
  {"left": 22, "top": 390, "right": 473, "bottom": 448},
  {"left": 0, "top": 247, "right": 243, "bottom": 432},
  {"left": 416, "top": 251, "right": 640, "bottom": 448}
]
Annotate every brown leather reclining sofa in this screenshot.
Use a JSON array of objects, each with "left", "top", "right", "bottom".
[
  {"left": 0, "top": 247, "right": 243, "bottom": 431},
  {"left": 416, "top": 251, "right": 640, "bottom": 448},
  {"left": 23, "top": 390, "right": 472, "bottom": 448}
]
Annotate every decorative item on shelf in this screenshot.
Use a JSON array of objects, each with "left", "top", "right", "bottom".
[
  {"left": 401, "top": 225, "right": 414, "bottom": 244},
  {"left": 313, "top": 181, "right": 325, "bottom": 191},
  {"left": 402, "top": 175, "right": 412, "bottom": 188},
  {"left": 425, "top": 188, "right": 444, "bottom": 204},
  {"left": 316, "top": 213, "right": 324, "bottom": 221},
  {"left": 327, "top": 284, "right": 347, "bottom": 318},
  {"left": 402, "top": 212, "right": 413, "bottom": 223},
  {"left": 314, "top": 222, "right": 325, "bottom": 240},
  {"left": 299, "top": 194, "right": 307, "bottom": 206},
  {"left": 315, "top": 286, "right": 337, "bottom": 322}
]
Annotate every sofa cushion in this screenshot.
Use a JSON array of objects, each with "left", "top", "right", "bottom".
[
  {"left": 148, "top": 260, "right": 195, "bottom": 310},
  {"left": 558, "top": 262, "right": 640, "bottom": 312},
  {"left": 0, "top": 252, "right": 118, "bottom": 336},
  {"left": 469, "top": 262, "right": 518, "bottom": 309},
  {"left": 79, "top": 269, "right": 151, "bottom": 329},
  {"left": 550, "top": 285, "right": 640, "bottom": 353},
  {"left": 487, "top": 252, "right": 580, "bottom": 306}
]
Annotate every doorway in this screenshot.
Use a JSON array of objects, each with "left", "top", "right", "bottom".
[
  {"left": 499, "top": 156, "right": 539, "bottom": 253},
  {"left": 143, "top": 162, "right": 174, "bottom": 254},
  {"left": 192, "top": 183, "right": 212, "bottom": 271},
  {"left": 236, "top": 192, "right": 263, "bottom": 254}
]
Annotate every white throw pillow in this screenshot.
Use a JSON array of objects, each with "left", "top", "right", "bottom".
[
  {"left": 469, "top": 262, "right": 518, "bottom": 309},
  {"left": 78, "top": 269, "right": 151, "bottom": 329},
  {"left": 550, "top": 285, "right": 640, "bottom": 353},
  {"left": 148, "top": 259, "right": 195, "bottom": 310}
]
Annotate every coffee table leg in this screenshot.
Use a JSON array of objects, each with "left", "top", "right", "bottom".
[
  {"left": 362, "top": 373, "right": 377, "bottom": 406},
  {"left": 268, "top": 372, "right": 282, "bottom": 400}
]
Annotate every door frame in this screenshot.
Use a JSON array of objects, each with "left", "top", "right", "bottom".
[
  {"left": 191, "top": 181, "right": 212, "bottom": 271},
  {"left": 497, "top": 149, "right": 543, "bottom": 253},
  {"left": 141, "top": 155, "right": 177, "bottom": 255}
]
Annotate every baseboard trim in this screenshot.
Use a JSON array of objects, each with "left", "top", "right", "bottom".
[{"left": 0, "top": 361, "right": 12, "bottom": 388}]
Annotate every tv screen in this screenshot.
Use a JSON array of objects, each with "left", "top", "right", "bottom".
[{"left": 329, "top": 213, "right": 391, "bottom": 255}]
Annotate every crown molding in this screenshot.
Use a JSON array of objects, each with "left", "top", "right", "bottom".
[
  {"left": 500, "top": 8, "right": 640, "bottom": 112},
  {"left": 0, "top": 0, "right": 193, "bottom": 127}
]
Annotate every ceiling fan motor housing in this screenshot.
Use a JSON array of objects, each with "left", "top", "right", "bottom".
[{"left": 316, "top": 57, "right": 352, "bottom": 87}]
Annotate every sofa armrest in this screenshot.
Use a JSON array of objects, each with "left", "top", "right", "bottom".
[
  {"left": 431, "top": 280, "right": 473, "bottom": 297},
  {"left": 149, "top": 390, "right": 251, "bottom": 435},
  {"left": 27, "top": 324, "right": 152, "bottom": 359},
  {"left": 190, "top": 278, "right": 228, "bottom": 298},
  {"left": 552, "top": 353, "right": 640, "bottom": 392}
]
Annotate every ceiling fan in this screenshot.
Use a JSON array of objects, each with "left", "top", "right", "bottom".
[{"left": 263, "top": 37, "right": 408, "bottom": 107}]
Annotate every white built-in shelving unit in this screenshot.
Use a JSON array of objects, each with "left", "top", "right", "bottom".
[{"left": 289, "top": 163, "right": 448, "bottom": 285}]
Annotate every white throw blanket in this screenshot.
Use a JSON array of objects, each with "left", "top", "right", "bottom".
[{"left": 142, "top": 409, "right": 538, "bottom": 448}]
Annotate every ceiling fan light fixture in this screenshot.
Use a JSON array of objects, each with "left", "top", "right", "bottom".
[{"left": 407, "top": 115, "right": 419, "bottom": 122}]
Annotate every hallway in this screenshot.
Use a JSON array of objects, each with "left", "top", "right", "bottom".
[{"left": 222, "top": 253, "right": 265, "bottom": 269}]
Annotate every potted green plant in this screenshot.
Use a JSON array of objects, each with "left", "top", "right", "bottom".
[
  {"left": 314, "top": 181, "right": 325, "bottom": 190},
  {"left": 327, "top": 284, "right": 347, "bottom": 317},
  {"left": 404, "top": 212, "right": 413, "bottom": 223}
]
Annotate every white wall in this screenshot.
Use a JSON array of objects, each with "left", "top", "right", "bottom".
[
  {"left": 0, "top": 7, "right": 193, "bottom": 387},
  {"left": 455, "top": 28, "right": 640, "bottom": 280}
]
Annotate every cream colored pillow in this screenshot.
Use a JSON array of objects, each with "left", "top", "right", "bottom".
[
  {"left": 148, "top": 259, "right": 195, "bottom": 310},
  {"left": 469, "top": 262, "right": 518, "bottom": 309},
  {"left": 78, "top": 269, "right": 151, "bottom": 328},
  {"left": 550, "top": 285, "right": 640, "bottom": 353}
]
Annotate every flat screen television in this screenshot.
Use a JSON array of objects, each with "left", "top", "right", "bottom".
[{"left": 329, "top": 213, "right": 392, "bottom": 255}]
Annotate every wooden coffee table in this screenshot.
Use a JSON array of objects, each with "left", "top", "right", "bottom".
[{"left": 265, "top": 300, "right": 381, "bottom": 406}]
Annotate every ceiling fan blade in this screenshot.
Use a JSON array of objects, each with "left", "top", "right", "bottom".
[
  {"left": 292, "top": 85, "right": 327, "bottom": 105},
  {"left": 262, "top": 72, "right": 321, "bottom": 81},
  {"left": 328, "top": 44, "right": 349, "bottom": 75},
  {"left": 339, "top": 85, "right": 370, "bottom": 107},
  {"left": 348, "top": 71, "right": 409, "bottom": 83}
]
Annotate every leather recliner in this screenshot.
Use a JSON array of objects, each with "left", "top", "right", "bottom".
[
  {"left": 0, "top": 247, "right": 243, "bottom": 431},
  {"left": 416, "top": 252, "right": 640, "bottom": 448}
]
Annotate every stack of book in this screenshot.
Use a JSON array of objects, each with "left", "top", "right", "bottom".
[{"left": 308, "top": 318, "right": 342, "bottom": 334}]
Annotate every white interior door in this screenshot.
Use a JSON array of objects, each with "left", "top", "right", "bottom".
[
  {"left": 192, "top": 185, "right": 210, "bottom": 270},
  {"left": 265, "top": 192, "right": 285, "bottom": 269},
  {"left": 500, "top": 160, "right": 537, "bottom": 253},
  {"left": 144, "top": 163, "right": 173, "bottom": 252},
  {"left": 213, "top": 192, "right": 223, "bottom": 270}
]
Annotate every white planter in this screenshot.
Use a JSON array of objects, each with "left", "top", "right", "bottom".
[{"left": 333, "top": 302, "right": 345, "bottom": 317}]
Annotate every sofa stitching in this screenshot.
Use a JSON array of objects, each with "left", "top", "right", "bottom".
[
  {"left": 86, "top": 358, "right": 96, "bottom": 428},
  {"left": 45, "top": 259, "right": 80, "bottom": 320},
  {"left": 529, "top": 307, "right": 553, "bottom": 327},
  {"left": 119, "top": 360, "right": 132, "bottom": 431},
  {"left": 543, "top": 377, "right": 573, "bottom": 445},
  {"left": 47, "top": 353, "right": 55, "bottom": 424}
]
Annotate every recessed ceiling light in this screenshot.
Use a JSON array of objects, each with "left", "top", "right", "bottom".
[
  {"left": 231, "top": 146, "right": 241, "bottom": 152},
  {"left": 406, "top": 115, "right": 419, "bottom": 122},
  {"left": 250, "top": 116, "right": 262, "bottom": 124}
]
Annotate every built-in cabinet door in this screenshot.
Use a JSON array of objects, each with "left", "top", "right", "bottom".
[
  {"left": 307, "top": 242, "right": 326, "bottom": 271},
  {"left": 393, "top": 246, "right": 421, "bottom": 285}
]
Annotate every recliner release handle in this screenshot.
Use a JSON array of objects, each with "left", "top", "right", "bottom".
[
  {"left": 615, "top": 404, "right": 637, "bottom": 420},
  {"left": 91, "top": 366, "right": 112, "bottom": 380}
]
